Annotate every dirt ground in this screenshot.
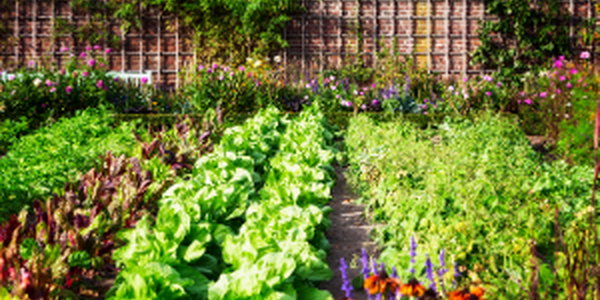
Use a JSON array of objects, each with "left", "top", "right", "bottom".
[{"left": 319, "top": 166, "right": 378, "bottom": 300}]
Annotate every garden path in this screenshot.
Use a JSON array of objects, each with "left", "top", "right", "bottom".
[{"left": 320, "top": 166, "right": 378, "bottom": 300}]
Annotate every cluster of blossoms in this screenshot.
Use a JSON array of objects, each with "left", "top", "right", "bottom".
[{"left": 338, "top": 237, "right": 485, "bottom": 300}]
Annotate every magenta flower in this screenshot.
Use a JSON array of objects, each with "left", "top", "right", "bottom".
[
  {"left": 45, "top": 79, "right": 53, "bottom": 87},
  {"left": 238, "top": 66, "right": 245, "bottom": 72},
  {"left": 65, "top": 86, "right": 73, "bottom": 93},
  {"left": 49, "top": 87, "right": 56, "bottom": 93},
  {"left": 105, "top": 48, "right": 112, "bottom": 53},
  {"left": 114, "top": 77, "right": 119, "bottom": 82},
  {"left": 207, "top": 68, "right": 213, "bottom": 73},
  {"left": 79, "top": 52, "right": 87, "bottom": 58},
  {"left": 28, "top": 61, "right": 35, "bottom": 67},
  {"left": 88, "top": 59, "right": 96, "bottom": 67},
  {"left": 483, "top": 75, "right": 492, "bottom": 82},
  {"left": 141, "top": 77, "right": 148, "bottom": 84},
  {"left": 198, "top": 65, "right": 204, "bottom": 71},
  {"left": 570, "top": 68, "right": 577, "bottom": 75},
  {"left": 371, "top": 83, "right": 376, "bottom": 89},
  {"left": 93, "top": 45, "right": 101, "bottom": 50},
  {"left": 556, "top": 88, "right": 561, "bottom": 94},
  {"left": 212, "top": 63, "right": 218, "bottom": 69},
  {"left": 524, "top": 99, "right": 532, "bottom": 105},
  {"left": 581, "top": 51, "right": 590, "bottom": 59},
  {"left": 559, "top": 76, "right": 566, "bottom": 81},
  {"left": 372, "top": 99, "right": 379, "bottom": 106},
  {"left": 60, "top": 47, "right": 69, "bottom": 52},
  {"left": 540, "top": 92, "right": 547, "bottom": 98},
  {"left": 566, "top": 82, "right": 573, "bottom": 88},
  {"left": 96, "top": 80, "right": 104, "bottom": 89},
  {"left": 554, "top": 60, "right": 563, "bottom": 69},
  {"left": 85, "top": 46, "right": 92, "bottom": 51},
  {"left": 485, "top": 91, "right": 491, "bottom": 97},
  {"left": 82, "top": 71, "right": 89, "bottom": 77},
  {"left": 361, "top": 104, "right": 367, "bottom": 110},
  {"left": 463, "top": 77, "right": 468, "bottom": 83}
]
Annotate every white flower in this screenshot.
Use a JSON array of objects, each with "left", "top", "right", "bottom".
[
  {"left": 566, "top": 102, "right": 572, "bottom": 107},
  {"left": 253, "top": 60, "right": 262, "bottom": 68},
  {"left": 448, "top": 85, "right": 454, "bottom": 92},
  {"left": 329, "top": 76, "right": 335, "bottom": 81},
  {"left": 33, "top": 78, "right": 42, "bottom": 87},
  {"left": 273, "top": 55, "right": 282, "bottom": 64}
]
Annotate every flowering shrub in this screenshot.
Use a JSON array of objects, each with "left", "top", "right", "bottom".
[
  {"left": 0, "top": 46, "right": 149, "bottom": 127},
  {"left": 517, "top": 52, "right": 598, "bottom": 164}
]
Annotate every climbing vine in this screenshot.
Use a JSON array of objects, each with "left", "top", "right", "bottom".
[{"left": 471, "top": 0, "right": 572, "bottom": 79}]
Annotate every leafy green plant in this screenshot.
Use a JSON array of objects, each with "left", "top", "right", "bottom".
[{"left": 345, "top": 113, "right": 593, "bottom": 298}]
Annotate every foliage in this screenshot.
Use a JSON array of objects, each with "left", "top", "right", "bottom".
[
  {"left": 0, "top": 107, "right": 138, "bottom": 220},
  {"left": 472, "top": 0, "right": 571, "bottom": 81},
  {"left": 345, "top": 113, "right": 593, "bottom": 298},
  {"left": 0, "top": 119, "right": 212, "bottom": 299},
  {"left": 0, "top": 117, "right": 28, "bottom": 155}
]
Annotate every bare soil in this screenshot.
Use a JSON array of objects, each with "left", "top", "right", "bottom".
[{"left": 319, "top": 166, "right": 378, "bottom": 300}]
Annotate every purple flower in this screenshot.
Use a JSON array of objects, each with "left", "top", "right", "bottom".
[
  {"left": 453, "top": 262, "right": 462, "bottom": 287},
  {"left": 49, "top": 87, "right": 56, "bottom": 93},
  {"left": 93, "top": 45, "right": 101, "bottom": 50},
  {"left": 46, "top": 79, "right": 53, "bottom": 87},
  {"left": 425, "top": 256, "right": 436, "bottom": 291},
  {"left": 207, "top": 68, "right": 213, "bottom": 74},
  {"left": 372, "top": 259, "right": 378, "bottom": 275},
  {"left": 65, "top": 86, "right": 73, "bottom": 93},
  {"left": 539, "top": 92, "right": 547, "bottom": 98},
  {"left": 524, "top": 98, "right": 532, "bottom": 105},
  {"left": 339, "top": 258, "right": 354, "bottom": 299},
  {"left": 96, "top": 80, "right": 104, "bottom": 89},
  {"left": 141, "top": 77, "right": 148, "bottom": 84},
  {"left": 41, "top": 103, "right": 46, "bottom": 108},
  {"left": 410, "top": 236, "right": 417, "bottom": 275},
  {"left": 361, "top": 248, "right": 371, "bottom": 279},
  {"left": 114, "top": 77, "right": 119, "bottom": 82},
  {"left": 372, "top": 99, "right": 379, "bottom": 106},
  {"left": 485, "top": 91, "right": 491, "bottom": 97},
  {"left": 581, "top": 51, "right": 590, "bottom": 59},
  {"left": 438, "top": 249, "right": 448, "bottom": 293},
  {"left": 88, "top": 59, "right": 96, "bottom": 67}
]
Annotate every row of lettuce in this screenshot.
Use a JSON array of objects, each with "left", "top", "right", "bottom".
[
  {"left": 345, "top": 113, "right": 593, "bottom": 298},
  {"left": 107, "top": 107, "right": 337, "bottom": 299}
]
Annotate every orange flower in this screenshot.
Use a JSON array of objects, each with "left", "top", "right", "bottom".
[
  {"left": 399, "top": 278, "right": 426, "bottom": 297},
  {"left": 363, "top": 270, "right": 401, "bottom": 295},
  {"left": 448, "top": 287, "right": 486, "bottom": 300}
]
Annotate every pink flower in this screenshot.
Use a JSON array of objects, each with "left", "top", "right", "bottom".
[
  {"left": 198, "top": 65, "right": 204, "bottom": 71},
  {"left": 539, "top": 92, "right": 547, "bottom": 98},
  {"left": 28, "top": 61, "right": 35, "bottom": 67},
  {"left": 93, "top": 45, "right": 101, "bottom": 50},
  {"left": 141, "top": 77, "right": 148, "bottom": 84},
  {"left": 566, "top": 82, "right": 573, "bottom": 88},
  {"left": 99, "top": 63, "right": 105, "bottom": 67},
  {"left": 85, "top": 46, "right": 92, "bottom": 51},
  {"left": 229, "top": 72, "right": 234, "bottom": 77},
  {"left": 559, "top": 55, "right": 565, "bottom": 61},
  {"left": 79, "top": 52, "right": 87, "bottom": 58},
  {"left": 105, "top": 48, "right": 112, "bottom": 53},
  {"left": 570, "top": 68, "right": 577, "bottom": 75},
  {"left": 45, "top": 79, "right": 53, "bottom": 87},
  {"left": 60, "top": 47, "right": 69, "bottom": 52},
  {"left": 212, "top": 63, "right": 218, "bottom": 69},
  {"left": 485, "top": 91, "right": 492, "bottom": 97},
  {"left": 88, "top": 59, "right": 96, "bottom": 67},
  {"left": 581, "top": 51, "right": 590, "bottom": 59},
  {"left": 496, "top": 82, "right": 502, "bottom": 87},
  {"left": 49, "top": 87, "right": 56, "bottom": 93},
  {"left": 238, "top": 66, "right": 245, "bottom": 72},
  {"left": 11, "top": 90, "right": 16, "bottom": 95},
  {"left": 7, "top": 74, "right": 15, "bottom": 81},
  {"left": 483, "top": 75, "right": 492, "bottom": 82},
  {"left": 463, "top": 77, "right": 468, "bottom": 82},
  {"left": 207, "top": 68, "right": 213, "bottom": 73},
  {"left": 371, "top": 83, "right": 376, "bottom": 89},
  {"left": 559, "top": 76, "right": 566, "bottom": 81},
  {"left": 361, "top": 104, "right": 367, "bottom": 110},
  {"left": 96, "top": 80, "right": 103, "bottom": 89},
  {"left": 553, "top": 60, "right": 563, "bottom": 69},
  {"left": 218, "top": 75, "right": 224, "bottom": 81},
  {"left": 556, "top": 88, "right": 561, "bottom": 94},
  {"left": 82, "top": 71, "right": 89, "bottom": 77},
  {"left": 65, "top": 86, "right": 73, "bottom": 93},
  {"left": 524, "top": 99, "right": 532, "bottom": 105},
  {"left": 371, "top": 99, "right": 379, "bottom": 106}
]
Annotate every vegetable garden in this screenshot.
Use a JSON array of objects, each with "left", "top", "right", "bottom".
[{"left": 2, "top": 1, "right": 600, "bottom": 300}]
